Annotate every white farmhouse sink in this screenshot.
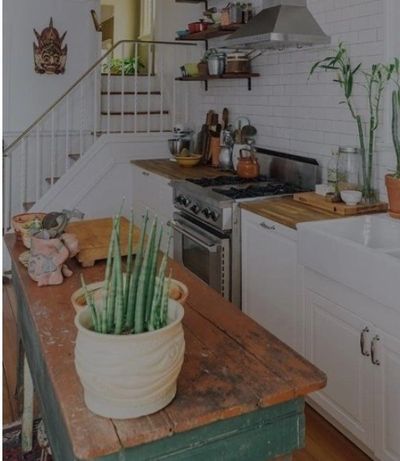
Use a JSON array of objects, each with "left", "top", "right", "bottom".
[
  {"left": 298, "top": 214, "right": 400, "bottom": 311},
  {"left": 312, "top": 214, "right": 400, "bottom": 250}
]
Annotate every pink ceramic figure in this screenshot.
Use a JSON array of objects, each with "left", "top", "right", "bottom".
[{"left": 28, "top": 233, "right": 79, "bottom": 286}]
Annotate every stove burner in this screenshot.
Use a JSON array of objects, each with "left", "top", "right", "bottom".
[
  {"left": 212, "top": 183, "right": 304, "bottom": 199},
  {"left": 186, "top": 175, "right": 270, "bottom": 188}
]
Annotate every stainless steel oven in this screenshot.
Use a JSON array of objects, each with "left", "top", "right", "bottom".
[{"left": 171, "top": 212, "right": 231, "bottom": 299}]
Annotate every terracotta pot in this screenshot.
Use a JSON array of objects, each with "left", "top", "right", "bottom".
[
  {"left": 74, "top": 301, "right": 185, "bottom": 419},
  {"left": 385, "top": 174, "right": 400, "bottom": 218}
]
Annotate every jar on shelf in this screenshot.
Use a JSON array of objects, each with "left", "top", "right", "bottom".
[{"left": 337, "top": 146, "right": 362, "bottom": 192}]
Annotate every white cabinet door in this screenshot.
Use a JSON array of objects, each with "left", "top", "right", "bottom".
[
  {"left": 374, "top": 329, "right": 400, "bottom": 461},
  {"left": 304, "top": 289, "right": 374, "bottom": 448},
  {"left": 241, "top": 210, "right": 298, "bottom": 350},
  {"left": 132, "top": 165, "right": 174, "bottom": 254}
]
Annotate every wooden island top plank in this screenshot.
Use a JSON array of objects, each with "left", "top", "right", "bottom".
[
  {"left": 131, "top": 158, "right": 233, "bottom": 181},
  {"left": 5, "top": 234, "right": 326, "bottom": 460}
]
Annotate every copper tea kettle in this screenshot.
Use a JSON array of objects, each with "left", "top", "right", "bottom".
[{"left": 237, "top": 148, "right": 260, "bottom": 179}]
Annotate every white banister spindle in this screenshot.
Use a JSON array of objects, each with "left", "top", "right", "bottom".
[
  {"left": 107, "top": 58, "right": 111, "bottom": 134},
  {"left": 20, "top": 139, "right": 27, "bottom": 212},
  {"left": 121, "top": 42, "right": 125, "bottom": 134},
  {"left": 93, "top": 68, "right": 98, "bottom": 142},
  {"left": 160, "top": 45, "right": 164, "bottom": 133},
  {"left": 3, "top": 153, "right": 12, "bottom": 229},
  {"left": 65, "top": 95, "right": 70, "bottom": 170},
  {"left": 134, "top": 42, "right": 138, "bottom": 133},
  {"left": 35, "top": 126, "right": 41, "bottom": 201},
  {"left": 147, "top": 43, "right": 151, "bottom": 133},
  {"left": 50, "top": 110, "right": 55, "bottom": 185},
  {"left": 80, "top": 83, "right": 84, "bottom": 156}
]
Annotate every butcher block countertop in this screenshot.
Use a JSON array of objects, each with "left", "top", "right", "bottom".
[
  {"left": 241, "top": 196, "right": 340, "bottom": 229},
  {"left": 6, "top": 233, "right": 326, "bottom": 461},
  {"left": 131, "top": 158, "right": 233, "bottom": 180}
]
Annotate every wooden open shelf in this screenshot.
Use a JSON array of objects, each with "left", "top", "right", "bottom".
[
  {"left": 176, "top": 73, "right": 260, "bottom": 91},
  {"left": 176, "top": 24, "right": 241, "bottom": 41}
]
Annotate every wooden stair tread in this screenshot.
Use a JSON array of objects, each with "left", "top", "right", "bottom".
[
  {"left": 100, "top": 110, "right": 169, "bottom": 115},
  {"left": 45, "top": 177, "right": 60, "bottom": 184},
  {"left": 101, "top": 91, "right": 161, "bottom": 95},
  {"left": 23, "top": 202, "right": 35, "bottom": 211},
  {"left": 92, "top": 130, "right": 172, "bottom": 135},
  {"left": 101, "top": 73, "right": 156, "bottom": 77}
]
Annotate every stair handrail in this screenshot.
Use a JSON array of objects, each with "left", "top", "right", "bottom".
[{"left": 3, "top": 39, "right": 197, "bottom": 156}]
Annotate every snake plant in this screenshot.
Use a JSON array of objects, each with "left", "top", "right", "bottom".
[
  {"left": 310, "top": 43, "right": 391, "bottom": 202},
  {"left": 81, "top": 211, "right": 172, "bottom": 335}
]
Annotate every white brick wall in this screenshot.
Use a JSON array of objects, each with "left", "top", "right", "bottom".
[{"left": 188, "top": 0, "right": 399, "bottom": 199}]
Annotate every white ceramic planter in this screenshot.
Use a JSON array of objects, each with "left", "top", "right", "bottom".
[{"left": 74, "top": 300, "right": 185, "bottom": 419}]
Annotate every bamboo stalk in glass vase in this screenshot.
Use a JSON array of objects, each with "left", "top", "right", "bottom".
[
  {"left": 385, "top": 57, "right": 400, "bottom": 217},
  {"left": 310, "top": 43, "right": 390, "bottom": 203}
]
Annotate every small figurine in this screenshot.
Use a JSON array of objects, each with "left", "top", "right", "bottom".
[{"left": 28, "top": 232, "right": 79, "bottom": 287}]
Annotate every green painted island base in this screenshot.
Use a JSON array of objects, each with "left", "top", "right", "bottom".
[{"left": 94, "top": 399, "right": 304, "bottom": 461}]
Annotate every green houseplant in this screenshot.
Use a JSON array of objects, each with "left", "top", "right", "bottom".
[
  {"left": 385, "top": 57, "right": 400, "bottom": 217},
  {"left": 310, "top": 43, "right": 390, "bottom": 203},
  {"left": 74, "top": 210, "right": 186, "bottom": 419},
  {"left": 102, "top": 57, "right": 145, "bottom": 75}
]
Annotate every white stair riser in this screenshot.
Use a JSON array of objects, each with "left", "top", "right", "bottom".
[
  {"left": 101, "top": 76, "right": 160, "bottom": 93},
  {"left": 100, "top": 114, "right": 171, "bottom": 132},
  {"left": 101, "top": 94, "right": 165, "bottom": 113}
]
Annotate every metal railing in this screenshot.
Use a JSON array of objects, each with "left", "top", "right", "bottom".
[{"left": 3, "top": 39, "right": 199, "bottom": 230}]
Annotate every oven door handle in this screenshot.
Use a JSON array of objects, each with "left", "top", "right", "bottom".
[{"left": 169, "top": 221, "right": 219, "bottom": 253}]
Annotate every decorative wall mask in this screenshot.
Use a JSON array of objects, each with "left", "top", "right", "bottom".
[{"left": 33, "top": 18, "right": 67, "bottom": 74}]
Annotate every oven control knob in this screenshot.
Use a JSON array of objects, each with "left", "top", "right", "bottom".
[
  {"left": 176, "top": 194, "right": 185, "bottom": 205},
  {"left": 210, "top": 211, "right": 219, "bottom": 222},
  {"left": 190, "top": 204, "right": 200, "bottom": 214},
  {"left": 182, "top": 197, "right": 191, "bottom": 207},
  {"left": 202, "top": 207, "right": 211, "bottom": 218}
]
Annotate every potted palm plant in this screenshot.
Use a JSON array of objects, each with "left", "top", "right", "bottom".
[
  {"left": 386, "top": 57, "right": 400, "bottom": 218},
  {"left": 74, "top": 211, "right": 186, "bottom": 419},
  {"left": 310, "top": 43, "right": 389, "bottom": 203}
]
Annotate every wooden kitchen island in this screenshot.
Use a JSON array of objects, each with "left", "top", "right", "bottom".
[{"left": 5, "top": 234, "right": 326, "bottom": 461}]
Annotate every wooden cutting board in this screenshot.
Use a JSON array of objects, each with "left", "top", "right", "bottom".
[
  {"left": 66, "top": 217, "right": 141, "bottom": 267},
  {"left": 293, "top": 192, "right": 388, "bottom": 216}
]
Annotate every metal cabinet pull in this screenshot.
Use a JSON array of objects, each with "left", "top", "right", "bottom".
[
  {"left": 371, "top": 335, "right": 380, "bottom": 366},
  {"left": 260, "top": 222, "right": 276, "bottom": 231},
  {"left": 142, "top": 171, "right": 150, "bottom": 176},
  {"left": 360, "top": 327, "right": 370, "bottom": 356}
]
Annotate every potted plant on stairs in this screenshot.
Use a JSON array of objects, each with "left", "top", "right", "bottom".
[
  {"left": 386, "top": 57, "right": 400, "bottom": 218},
  {"left": 74, "top": 211, "right": 186, "bottom": 419}
]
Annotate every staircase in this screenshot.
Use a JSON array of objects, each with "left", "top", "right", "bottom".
[{"left": 3, "top": 40, "right": 199, "bottom": 230}]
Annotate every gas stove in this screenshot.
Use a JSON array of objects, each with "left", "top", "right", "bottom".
[
  {"left": 186, "top": 175, "right": 270, "bottom": 188},
  {"left": 171, "top": 149, "right": 320, "bottom": 306},
  {"left": 173, "top": 175, "right": 309, "bottom": 231}
]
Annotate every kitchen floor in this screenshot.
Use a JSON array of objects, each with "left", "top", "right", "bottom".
[{"left": 3, "top": 278, "right": 372, "bottom": 461}]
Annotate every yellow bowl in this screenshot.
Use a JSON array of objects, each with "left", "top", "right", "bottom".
[{"left": 175, "top": 154, "right": 202, "bottom": 168}]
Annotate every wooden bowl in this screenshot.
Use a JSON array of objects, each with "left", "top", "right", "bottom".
[
  {"left": 175, "top": 154, "right": 202, "bottom": 168},
  {"left": 11, "top": 213, "right": 46, "bottom": 241}
]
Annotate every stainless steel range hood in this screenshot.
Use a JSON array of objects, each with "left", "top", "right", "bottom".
[{"left": 225, "top": 0, "right": 330, "bottom": 49}]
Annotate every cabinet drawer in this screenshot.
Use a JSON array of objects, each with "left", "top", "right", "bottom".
[{"left": 241, "top": 209, "right": 297, "bottom": 241}]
